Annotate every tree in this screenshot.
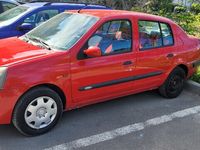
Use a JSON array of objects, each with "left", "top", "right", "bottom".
[{"left": 145, "top": 0, "right": 174, "bottom": 13}]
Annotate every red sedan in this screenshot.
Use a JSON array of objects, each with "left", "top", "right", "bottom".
[{"left": 0, "top": 10, "right": 199, "bottom": 136}]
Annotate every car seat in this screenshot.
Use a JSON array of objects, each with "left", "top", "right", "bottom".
[{"left": 35, "top": 12, "right": 50, "bottom": 26}]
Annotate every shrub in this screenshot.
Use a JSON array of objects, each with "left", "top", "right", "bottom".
[
  {"left": 191, "top": 67, "right": 200, "bottom": 83},
  {"left": 191, "top": 3, "right": 200, "bottom": 14}
]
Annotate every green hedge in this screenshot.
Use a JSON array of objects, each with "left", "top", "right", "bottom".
[{"left": 191, "top": 67, "right": 200, "bottom": 83}]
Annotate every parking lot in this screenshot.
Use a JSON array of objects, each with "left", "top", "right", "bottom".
[{"left": 0, "top": 85, "right": 200, "bottom": 150}]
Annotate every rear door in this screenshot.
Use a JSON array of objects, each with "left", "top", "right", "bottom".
[
  {"left": 134, "top": 19, "right": 175, "bottom": 91},
  {"left": 70, "top": 18, "right": 137, "bottom": 104}
]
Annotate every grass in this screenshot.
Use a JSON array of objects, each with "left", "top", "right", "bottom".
[{"left": 191, "top": 66, "right": 200, "bottom": 83}]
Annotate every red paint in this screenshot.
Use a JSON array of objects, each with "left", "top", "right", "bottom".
[{"left": 0, "top": 10, "right": 200, "bottom": 124}]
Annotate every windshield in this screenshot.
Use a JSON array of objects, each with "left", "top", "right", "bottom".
[
  {"left": 0, "top": 6, "right": 28, "bottom": 22},
  {"left": 25, "top": 13, "right": 99, "bottom": 50}
]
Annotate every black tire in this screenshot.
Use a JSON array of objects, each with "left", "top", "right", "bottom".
[
  {"left": 159, "top": 67, "right": 186, "bottom": 98},
  {"left": 12, "top": 87, "right": 63, "bottom": 136}
]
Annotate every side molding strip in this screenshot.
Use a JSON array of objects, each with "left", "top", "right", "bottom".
[{"left": 79, "top": 71, "right": 163, "bottom": 91}]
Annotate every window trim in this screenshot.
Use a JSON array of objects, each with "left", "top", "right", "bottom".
[
  {"left": 160, "top": 22, "right": 175, "bottom": 47},
  {"left": 138, "top": 20, "right": 175, "bottom": 51},
  {"left": 77, "top": 19, "right": 133, "bottom": 60}
]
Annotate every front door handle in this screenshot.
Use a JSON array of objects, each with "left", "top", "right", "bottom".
[
  {"left": 167, "top": 53, "right": 174, "bottom": 58},
  {"left": 123, "top": 61, "right": 133, "bottom": 66}
]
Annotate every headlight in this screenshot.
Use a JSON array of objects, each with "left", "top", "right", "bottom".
[{"left": 0, "top": 67, "right": 7, "bottom": 89}]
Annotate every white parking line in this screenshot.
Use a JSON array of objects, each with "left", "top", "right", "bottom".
[{"left": 44, "top": 105, "right": 200, "bottom": 150}]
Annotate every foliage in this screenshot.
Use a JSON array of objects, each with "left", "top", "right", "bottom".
[
  {"left": 191, "top": 67, "right": 200, "bottom": 83},
  {"left": 174, "top": 5, "right": 187, "bottom": 13},
  {"left": 191, "top": 3, "right": 200, "bottom": 14},
  {"left": 63, "top": 0, "right": 141, "bottom": 10},
  {"left": 145, "top": 0, "right": 174, "bottom": 13},
  {"left": 162, "top": 12, "right": 200, "bottom": 37}
]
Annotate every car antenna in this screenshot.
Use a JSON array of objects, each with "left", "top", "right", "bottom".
[{"left": 78, "top": 4, "right": 88, "bottom": 13}]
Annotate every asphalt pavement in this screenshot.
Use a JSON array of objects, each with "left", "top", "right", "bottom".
[{"left": 0, "top": 87, "right": 200, "bottom": 150}]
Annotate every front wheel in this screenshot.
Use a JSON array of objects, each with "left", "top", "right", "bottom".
[
  {"left": 12, "top": 87, "right": 63, "bottom": 136},
  {"left": 159, "top": 67, "right": 186, "bottom": 98}
]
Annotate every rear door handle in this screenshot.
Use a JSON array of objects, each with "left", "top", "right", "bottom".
[
  {"left": 123, "top": 61, "right": 133, "bottom": 66},
  {"left": 167, "top": 53, "right": 174, "bottom": 58}
]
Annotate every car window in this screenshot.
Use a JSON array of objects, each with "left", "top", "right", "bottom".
[
  {"left": 0, "top": 5, "right": 28, "bottom": 21},
  {"left": 2, "top": 1, "right": 17, "bottom": 11},
  {"left": 160, "top": 23, "right": 174, "bottom": 46},
  {"left": 23, "top": 9, "right": 59, "bottom": 27},
  {"left": 87, "top": 20, "right": 132, "bottom": 56},
  {"left": 139, "top": 21, "right": 162, "bottom": 50}
]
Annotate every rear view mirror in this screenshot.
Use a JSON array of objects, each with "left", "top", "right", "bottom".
[
  {"left": 17, "top": 23, "right": 34, "bottom": 31},
  {"left": 84, "top": 46, "right": 102, "bottom": 57}
]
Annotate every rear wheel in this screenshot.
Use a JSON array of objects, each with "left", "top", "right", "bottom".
[
  {"left": 159, "top": 67, "right": 186, "bottom": 98},
  {"left": 12, "top": 87, "right": 63, "bottom": 136}
]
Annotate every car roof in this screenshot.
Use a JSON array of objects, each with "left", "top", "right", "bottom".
[
  {"left": 23, "top": 2, "right": 110, "bottom": 9},
  {"left": 0, "top": 0, "right": 20, "bottom": 5},
  {"left": 77, "top": 9, "right": 174, "bottom": 24}
]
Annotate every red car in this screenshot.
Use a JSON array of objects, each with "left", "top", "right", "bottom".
[{"left": 0, "top": 10, "right": 199, "bottom": 136}]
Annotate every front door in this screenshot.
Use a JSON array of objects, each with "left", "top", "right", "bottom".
[{"left": 71, "top": 19, "right": 136, "bottom": 103}]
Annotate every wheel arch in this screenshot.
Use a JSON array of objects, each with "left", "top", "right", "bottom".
[
  {"left": 16, "top": 83, "right": 67, "bottom": 110},
  {"left": 162, "top": 63, "right": 189, "bottom": 85},
  {"left": 176, "top": 64, "right": 188, "bottom": 77}
]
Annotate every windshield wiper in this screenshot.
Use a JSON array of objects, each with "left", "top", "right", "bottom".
[
  {"left": 22, "top": 35, "right": 30, "bottom": 42},
  {"left": 26, "top": 36, "right": 52, "bottom": 50}
]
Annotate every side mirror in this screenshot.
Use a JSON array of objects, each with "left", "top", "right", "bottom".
[
  {"left": 17, "top": 23, "right": 34, "bottom": 31},
  {"left": 84, "top": 46, "right": 102, "bottom": 57}
]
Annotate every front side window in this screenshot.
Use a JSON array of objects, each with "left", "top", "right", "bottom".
[
  {"left": 23, "top": 9, "right": 59, "bottom": 27},
  {"left": 0, "top": 6, "right": 28, "bottom": 22},
  {"left": 86, "top": 20, "right": 132, "bottom": 55},
  {"left": 2, "top": 1, "right": 17, "bottom": 11},
  {"left": 25, "top": 13, "right": 99, "bottom": 50}
]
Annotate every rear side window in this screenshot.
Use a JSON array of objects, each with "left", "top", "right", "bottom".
[
  {"left": 139, "top": 21, "right": 162, "bottom": 49},
  {"left": 160, "top": 23, "right": 174, "bottom": 46},
  {"left": 139, "top": 21, "right": 174, "bottom": 50}
]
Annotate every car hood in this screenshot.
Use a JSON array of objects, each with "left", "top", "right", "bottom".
[{"left": 0, "top": 37, "right": 55, "bottom": 66}]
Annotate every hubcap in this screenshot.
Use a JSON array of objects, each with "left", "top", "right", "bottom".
[
  {"left": 169, "top": 75, "right": 183, "bottom": 93},
  {"left": 24, "top": 96, "right": 57, "bottom": 129}
]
